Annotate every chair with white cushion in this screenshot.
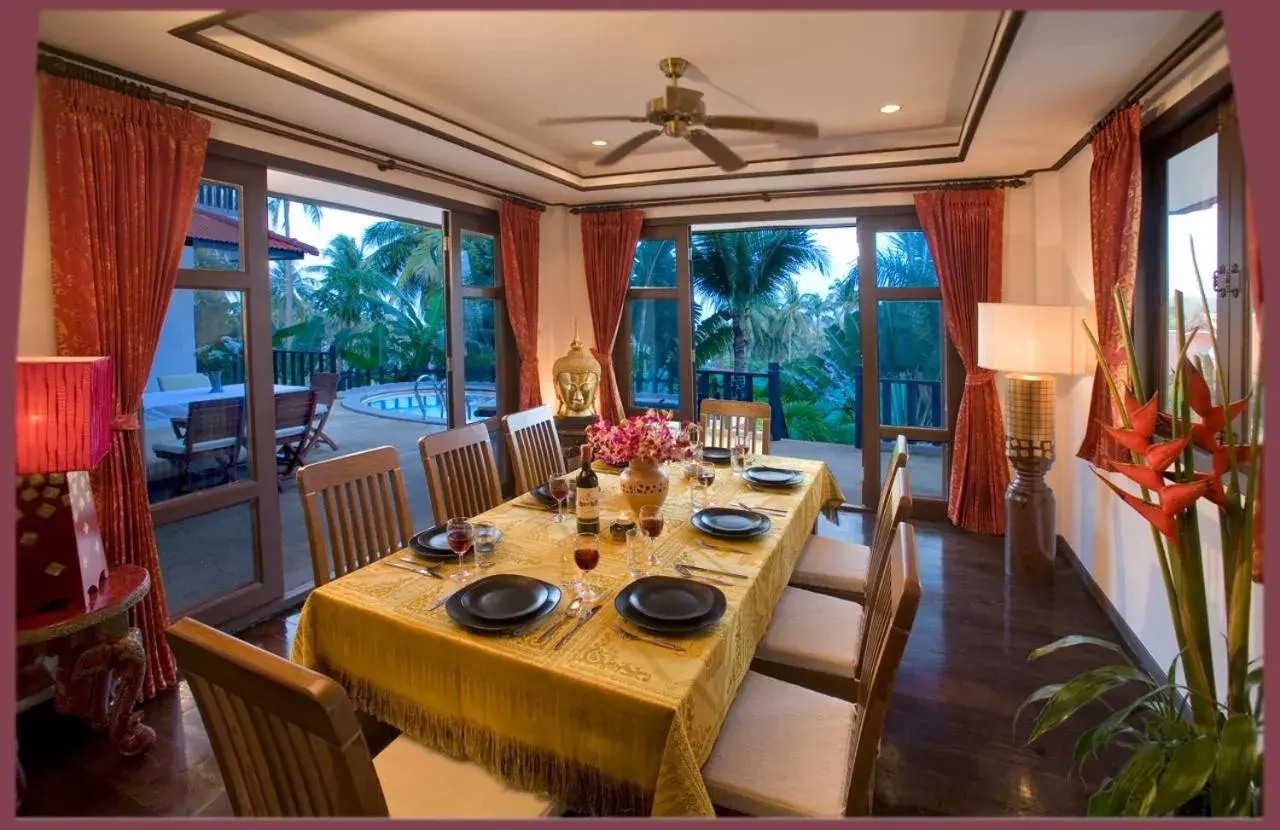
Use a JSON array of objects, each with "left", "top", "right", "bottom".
[
  {"left": 157, "top": 372, "right": 211, "bottom": 392},
  {"left": 703, "top": 523, "right": 921, "bottom": 817},
  {"left": 752, "top": 466, "right": 912, "bottom": 701},
  {"left": 789, "top": 436, "right": 909, "bottom": 601},
  {"left": 151, "top": 398, "right": 244, "bottom": 497},
  {"left": 167, "top": 617, "right": 558, "bottom": 818}
]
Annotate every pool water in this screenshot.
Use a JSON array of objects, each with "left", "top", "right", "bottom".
[
  {"left": 368, "top": 392, "right": 445, "bottom": 418},
  {"left": 346, "top": 385, "right": 499, "bottom": 423}
]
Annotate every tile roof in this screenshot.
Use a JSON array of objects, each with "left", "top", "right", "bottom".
[{"left": 186, "top": 207, "right": 320, "bottom": 257}]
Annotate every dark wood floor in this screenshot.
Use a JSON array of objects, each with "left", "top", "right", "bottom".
[{"left": 17, "top": 515, "right": 1133, "bottom": 817}]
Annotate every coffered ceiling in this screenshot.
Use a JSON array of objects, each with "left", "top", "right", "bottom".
[{"left": 36, "top": 9, "right": 1218, "bottom": 207}]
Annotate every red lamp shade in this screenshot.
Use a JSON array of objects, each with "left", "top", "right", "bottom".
[{"left": 15, "top": 357, "right": 113, "bottom": 474}]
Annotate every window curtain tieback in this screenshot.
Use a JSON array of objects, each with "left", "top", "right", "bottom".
[
  {"left": 112, "top": 413, "right": 140, "bottom": 431},
  {"left": 965, "top": 369, "right": 997, "bottom": 387}
]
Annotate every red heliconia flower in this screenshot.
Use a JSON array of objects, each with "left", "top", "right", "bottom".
[
  {"left": 1097, "top": 474, "right": 1177, "bottom": 539},
  {"left": 1097, "top": 473, "right": 1211, "bottom": 540},
  {"left": 1181, "top": 359, "right": 1250, "bottom": 452},
  {"left": 1101, "top": 389, "right": 1161, "bottom": 456},
  {"left": 1145, "top": 436, "right": 1191, "bottom": 473},
  {"left": 1159, "top": 480, "right": 1212, "bottom": 515},
  {"left": 1195, "top": 444, "right": 1253, "bottom": 506},
  {"left": 1253, "top": 443, "right": 1264, "bottom": 583},
  {"left": 1108, "top": 461, "right": 1166, "bottom": 491}
]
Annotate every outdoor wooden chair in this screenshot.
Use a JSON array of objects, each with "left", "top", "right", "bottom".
[
  {"left": 419, "top": 423, "right": 503, "bottom": 525},
  {"left": 750, "top": 465, "right": 913, "bottom": 702},
  {"left": 296, "top": 446, "right": 415, "bottom": 587},
  {"left": 700, "top": 399, "right": 771, "bottom": 455},
  {"left": 789, "top": 435, "right": 911, "bottom": 601},
  {"left": 502, "top": 405, "right": 567, "bottom": 494},
  {"left": 150, "top": 398, "right": 245, "bottom": 497},
  {"left": 167, "top": 617, "right": 556, "bottom": 817},
  {"left": 157, "top": 372, "right": 210, "bottom": 392},
  {"left": 308, "top": 372, "right": 341, "bottom": 452},
  {"left": 702, "top": 522, "right": 921, "bottom": 817},
  {"left": 275, "top": 390, "right": 318, "bottom": 484}
]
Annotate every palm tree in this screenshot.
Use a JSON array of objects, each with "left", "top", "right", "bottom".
[
  {"left": 841, "top": 230, "right": 937, "bottom": 293},
  {"left": 363, "top": 221, "right": 444, "bottom": 303},
  {"left": 267, "top": 198, "right": 324, "bottom": 327},
  {"left": 691, "top": 229, "right": 829, "bottom": 374},
  {"left": 305, "top": 235, "right": 398, "bottom": 336}
]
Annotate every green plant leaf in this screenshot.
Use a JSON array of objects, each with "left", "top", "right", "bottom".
[
  {"left": 1145, "top": 736, "right": 1216, "bottom": 816},
  {"left": 1073, "top": 687, "right": 1169, "bottom": 771},
  {"left": 1028, "top": 635, "right": 1130, "bottom": 663},
  {"left": 1087, "top": 781, "right": 1117, "bottom": 816},
  {"left": 1014, "top": 683, "right": 1063, "bottom": 738},
  {"left": 1108, "top": 744, "right": 1168, "bottom": 816},
  {"left": 1211, "top": 714, "right": 1259, "bottom": 816},
  {"left": 1028, "top": 666, "right": 1155, "bottom": 743}
]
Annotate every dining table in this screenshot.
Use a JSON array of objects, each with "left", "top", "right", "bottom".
[{"left": 291, "top": 455, "right": 844, "bottom": 817}]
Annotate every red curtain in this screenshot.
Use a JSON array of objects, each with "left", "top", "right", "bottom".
[
  {"left": 1077, "top": 106, "right": 1143, "bottom": 466},
  {"left": 40, "top": 74, "right": 211, "bottom": 699},
  {"left": 499, "top": 201, "right": 543, "bottom": 410},
  {"left": 915, "top": 188, "right": 1009, "bottom": 535},
  {"left": 581, "top": 209, "right": 643, "bottom": 422}
]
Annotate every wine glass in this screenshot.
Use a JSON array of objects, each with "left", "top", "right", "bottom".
[
  {"left": 573, "top": 532, "right": 601, "bottom": 601},
  {"left": 639, "top": 505, "right": 665, "bottom": 566},
  {"left": 696, "top": 462, "right": 717, "bottom": 508},
  {"left": 731, "top": 439, "right": 751, "bottom": 476},
  {"left": 548, "top": 474, "right": 571, "bottom": 523},
  {"left": 445, "top": 517, "right": 474, "bottom": 583}
]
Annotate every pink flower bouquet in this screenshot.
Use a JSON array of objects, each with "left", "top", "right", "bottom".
[{"left": 585, "top": 409, "right": 693, "bottom": 467}]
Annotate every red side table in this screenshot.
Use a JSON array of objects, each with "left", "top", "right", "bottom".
[{"left": 16, "top": 565, "right": 157, "bottom": 757}]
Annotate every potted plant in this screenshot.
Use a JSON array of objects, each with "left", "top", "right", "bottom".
[
  {"left": 586, "top": 410, "right": 693, "bottom": 512},
  {"left": 195, "top": 335, "right": 243, "bottom": 393},
  {"left": 1016, "top": 262, "right": 1263, "bottom": 816}
]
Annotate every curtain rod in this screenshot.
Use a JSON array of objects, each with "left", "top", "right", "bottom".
[
  {"left": 38, "top": 54, "right": 192, "bottom": 112},
  {"left": 566, "top": 176, "right": 1027, "bottom": 214}
]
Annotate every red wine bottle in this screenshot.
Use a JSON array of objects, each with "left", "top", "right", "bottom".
[{"left": 576, "top": 445, "right": 600, "bottom": 534}]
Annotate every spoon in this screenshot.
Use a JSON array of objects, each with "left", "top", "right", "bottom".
[
  {"left": 674, "top": 563, "right": 735, "bottom": 586},
  {"left": 536, "top": 596, "right": 583, "bottom": 644}
]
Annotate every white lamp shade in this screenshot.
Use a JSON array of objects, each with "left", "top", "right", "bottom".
[{"left": 977, "top": 303, "right": 1090, "bottom": 376}]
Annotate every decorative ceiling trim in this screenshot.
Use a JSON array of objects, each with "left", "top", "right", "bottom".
[{"left": 168, "top": 10, "right": 1023, "bottom": 192}]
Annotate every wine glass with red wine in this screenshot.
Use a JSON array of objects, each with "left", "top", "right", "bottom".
[
  {"left": 548, "top": 474, "right": 571, "bottom": 523},
  {"left": 446, "top": 517, "right": 474, "bottom": 583},
  {"left": 573, "top": 532, "right": 601, "bottom": 601},
  {"left": 639, "top": 505, "right": 665, "bottom": 566}
]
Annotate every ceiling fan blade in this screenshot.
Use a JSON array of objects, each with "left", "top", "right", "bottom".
[
  {"left": 704, "top": 115, "right": 819, "bottom": 138},
  {"left": 539, "top": 115, "right": 649, "bottom": 126},
  {"left": 596, "top": 129, "right": 663, "bottom": 165},
  {"left": 687, "top": 129, "right": 746, "bottom": 172}
]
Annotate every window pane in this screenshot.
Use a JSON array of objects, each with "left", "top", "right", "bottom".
[
  {"left": 154, "top": 502, "right": 258, "bottom": 616},
  {"left": 183, "top": 180, "right": 243, "bottom": 271},
  {"left": 877, "top": 300, "right": 944, "bottom": 428},
  {"left": 881, "top": 440, "right": 945, "bottom": 498},
  {"left": 631, "top": 238, "right": 678, "bottom": 288},
  {"left": 874, "top": 231, "right": 938, "bottom": 288},
  {"left": 629, "top": 299, "right": 681, "bottom": 408},
  {"left": 463, "top": 298, "right": 498, "bottom": 423},
  {"left": 1165, "top": 133, "right": 1219, "bottom": 410},
  {"left": 461, "top": 231, "right": 496, "bottom": 287},
  {"left": 143, "top": 289, "right": 250, "bottom": 504}
]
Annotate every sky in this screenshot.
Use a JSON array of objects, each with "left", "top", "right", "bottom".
[{"left": 275, "top": 200, "right": 396, "bottom": 263}]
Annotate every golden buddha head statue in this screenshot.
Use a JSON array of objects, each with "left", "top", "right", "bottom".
[{"left": 552, "top": 326, "right": 600, "bottom": 418}]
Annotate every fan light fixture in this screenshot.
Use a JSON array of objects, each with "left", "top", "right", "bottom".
[
  {"left": 591, "top": 140, "right": 609, "bottom": 146},
  {"left": 880, "top": 104, "right": 902, "bottom": 114}
]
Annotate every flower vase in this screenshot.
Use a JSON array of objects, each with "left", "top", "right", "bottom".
[
  {"left": 208, "top": 370, "right": 223, "bottom": 393},
  {"left": 619, "top": 458, "right": 670, "bottom": 513}
]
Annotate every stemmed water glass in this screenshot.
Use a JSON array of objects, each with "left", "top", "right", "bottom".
[
  {"left": 639, "top": 505, "right": 665, "bottom": 566},
  {"left": 445, "top": 517, "right": 474, "bottom": 583},
  {"left": 548, "top": 474, "right": 571, "bottom": 523}
]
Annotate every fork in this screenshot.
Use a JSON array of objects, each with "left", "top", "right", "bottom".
[
  {"left": 386, "top": 560, "right": 443, "bottom": 579},
  {"left": 735, "top": 501, "right": 787, "bottom": 516},
  {"left": 613, "top": 624, "right": 686, "bottom": 652},
  {"left": 696, "top": 538, "right": 756, "bottom": 557}
]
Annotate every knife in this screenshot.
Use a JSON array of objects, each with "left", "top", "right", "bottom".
[
  {"left": 679, "top": 562, "right": 749, "bottom": 580},
  {"left": 387, "top": 560, "right": 443, "bottom": 579},
  {"left": 554, "top": 604, "right": 601, "bottom": 650},
  {"left": 428, "top": 590, "right": 458, "bottom": 611}
]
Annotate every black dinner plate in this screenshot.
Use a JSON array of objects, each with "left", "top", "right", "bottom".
[
  {"left": 743, "top": 466, "right": 803, "bottom": 488},
  {"left": 615, "top": 577, "right": 726, "bottom": 635},
  {"left": 701, "top": 447, "right": 732, "bottom": 464},
  {"left": 459, "top": 574, "right": 549, "bottom": 621},
  {"left": 626, "top": 575, "right": 716, "bottom": 621},
  {"left": 409, "top": 526, "right": 503, "bottom": 560},
  {"left": 691, "top": 507, "right": 772, "bottom": 539},
  {"left": 446, "top": 576, "right": 561, "bottom": 633}
]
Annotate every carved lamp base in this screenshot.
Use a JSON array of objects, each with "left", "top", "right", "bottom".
[{"left": 1004, "top": 374, "right": 1057, "bottom": 587}]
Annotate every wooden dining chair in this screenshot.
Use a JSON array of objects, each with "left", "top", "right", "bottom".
[
  {"left": 789, "top": 436, "right": 911, "bottom": 601},
  {"left": 750, "top": 466, "right": 913, "bottom": 701},
  {"left": 702, "top": 523, "right": 922, "bottom": 817},
  {"left": 167, "top": 617, "right": 556, "bottom": 818},
  {"left": 419, "top": 423, "right": 503, "bottom": 525},
  {"left": 297, "top": 446, "right": 415, "bottom": 587},
  {"left": 275, "top": 390, "right": 319, "bottom": 482},
  {"left": 157, "top": 373, "right": 210, "bottom": 392},
  {"left": 502, "top": 405, "right": 567, "bottom": 493},
  {"left": 308, "top": 372, "right": 341, "bottom": 452},
  {"left": 150, "top": 398, "right": 245, "bottom": 497},
  {"left": 700, "top": 399, "right": 771, "bottom": 455}
]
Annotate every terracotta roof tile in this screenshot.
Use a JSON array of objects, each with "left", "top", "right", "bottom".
[{"left": 187, "top": 207, "right": 320, "bottom": 257}]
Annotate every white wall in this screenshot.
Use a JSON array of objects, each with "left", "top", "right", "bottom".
[{"left": 535, "top": 206, "right": 591, "bottom": 408}]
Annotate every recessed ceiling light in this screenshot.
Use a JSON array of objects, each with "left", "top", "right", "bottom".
[
  {"left": 591, "top": 139, "right": 609, "bottom": 146},
  {"left": 880, "top": 104, "right": 901, "bottom": 114}
]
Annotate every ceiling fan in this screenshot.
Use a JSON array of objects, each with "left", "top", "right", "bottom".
[{"left": 538, "top": 57, "right": 820, "bottom": 172}]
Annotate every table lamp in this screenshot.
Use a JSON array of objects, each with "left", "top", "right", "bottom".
[
  {"left": 14, "top": 356, "right": 113, "bottom": 618},
  {"left": 977, "top": 304, "right": 1088, "bottom": 586}
]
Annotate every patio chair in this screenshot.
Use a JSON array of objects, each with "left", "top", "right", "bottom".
[
  {"left": 296, "top": 446, "right": 414, "bottom": 587},
  {"left": 501, "top": 405, "right": 567, "bottom": 494},
  {"left": 700, "top": 399, "right": 771, "bottom": 455},
  {"left": 150, "top": 398, "right": 245, "bottom": 497},
  {"left": 167, "top": 617, "right": 557, "bottom": 817},
  {"left": 308, "top": 372, "right": 340, "bottom": 452},
  {"left": 274, "top": 390, "right": 318, "bottom": 485},
  {"left": 157, "top": 372, "right": 210, "bottom": 392},
  {"left": 702, "top": 523, "right": 921, "bottom": 817},
  {"left": 419, "top": 423, "right": 502, "bottom": 525}
]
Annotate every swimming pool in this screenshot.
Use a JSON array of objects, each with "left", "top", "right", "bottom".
[{"left": 342, "top": 382, "right": 497, "bottom": 423}]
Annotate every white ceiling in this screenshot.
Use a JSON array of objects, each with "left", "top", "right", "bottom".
[{"left": 36, "top": 9, "right": 1215, "bottom": 208}]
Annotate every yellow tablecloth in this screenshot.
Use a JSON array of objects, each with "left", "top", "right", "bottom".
[{"left": 292, "top": 456, "right": 844, "bottom": 816}]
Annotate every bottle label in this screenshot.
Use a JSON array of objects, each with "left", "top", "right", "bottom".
[{"left": 577, "top": 487, "right": 600, "bottom": 520}]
